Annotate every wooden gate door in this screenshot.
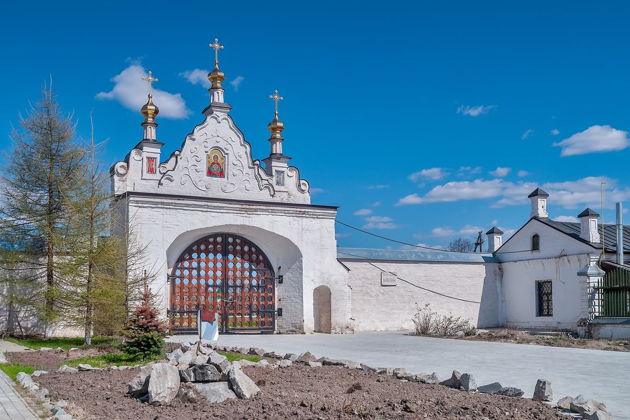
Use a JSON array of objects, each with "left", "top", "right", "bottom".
[{"left": 169, "top": 233, "right": 275, "bottom": 334}]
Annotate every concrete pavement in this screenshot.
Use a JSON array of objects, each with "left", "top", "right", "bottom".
[
  {"left": 0, "top": 340, "right": 38, "bottom": 420},
  {"left": 170, "top": 331, "right": 630, "bottom": 419}
]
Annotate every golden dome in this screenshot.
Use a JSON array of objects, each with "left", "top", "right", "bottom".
[
  {"left": 140, "top": 94, "right": 159, "bottom": 122},
  {"left": 208, "top": 66, "right": 225, "bottom": 89},
  {"left": 268, "top": 116, "right": 284, "bottom": 140}
]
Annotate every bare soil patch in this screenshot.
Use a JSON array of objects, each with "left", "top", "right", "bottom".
[
  {"left": 456, "top": 329, "right": 630, "bottom": 352},
  {"left": 35, "top": 364, "right": 564, "bottom": 419},
  {"left": 6, "top": 348, "right": 109, "bottom": 371}
]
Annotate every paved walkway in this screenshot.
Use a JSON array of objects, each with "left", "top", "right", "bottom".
[
  {"left": 0, "top": 340, "right": 38, "bottom": 420},
  {"left": 170, "top": 332, "right": 630, "bottom": 419}
]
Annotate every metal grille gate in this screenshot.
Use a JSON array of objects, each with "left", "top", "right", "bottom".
[{"left": 168, "top": 233, "right": 275, "bottom": 334}]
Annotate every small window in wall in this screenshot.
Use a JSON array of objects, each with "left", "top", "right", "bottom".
[
  {"left": 275, "top": 170, "right": 285, "bottom": 186},
  {"left": 531, "top": 234, "right": 540, "bottom": 251},
  {"left": 536, "top": 280, "right": 553, "bottom": 317},
  {"left": 147, "top": 157, "right": 157, "bottom": 174}
]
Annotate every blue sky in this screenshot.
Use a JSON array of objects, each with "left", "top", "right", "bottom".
[{"left": 1, "top": 1, "right": 629, "bottom": 249}]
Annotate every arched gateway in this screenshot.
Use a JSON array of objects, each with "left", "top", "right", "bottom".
[{"left": 169, "top": 233, "right": 275, "bottom": 334}]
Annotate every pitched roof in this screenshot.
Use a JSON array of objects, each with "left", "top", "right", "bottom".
[
  {"left": 337, "top": 247, "right": 496, "bottom": 263},
  {"left": 528, "top": 188, "right": 549, "bottom": 198},
  {"left": 577, "top": 208, "right": 600, "bottom": 218},
  {"left": 486, "top": 226, "right": 504, "bottom": 234},
  {"left": 536, "top": 218, "right": 630, "bottom": 253}
]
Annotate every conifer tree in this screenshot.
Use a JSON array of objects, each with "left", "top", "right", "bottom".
[{"left": 0, "top": 86, "right": 84, "bottom": 335}]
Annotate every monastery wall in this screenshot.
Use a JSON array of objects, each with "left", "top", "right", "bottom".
[{"left": 341, "top": 260, "right": 501, "bottom": 332}]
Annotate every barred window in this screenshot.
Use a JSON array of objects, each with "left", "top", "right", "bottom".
[{"left": 537, "top": 280, "right": 553, "bottom": 317}]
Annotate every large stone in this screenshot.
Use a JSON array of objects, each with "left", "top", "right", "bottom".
[
  {"left": 343, "top": 360, "right": 362, "bottom": 370},
  {"left": 496, "top": 387, "right": 524, "bottom": 397},
  {"left": 191, "top": 354, "right": 209, "bottom": 366},
  {"left": 32, "top": 370, "right": 48, "bottom": 377},
  {"left": 228, "top": 364, "right": 260, "bottom": 399},
  {"left": 307, "top": 361, "right": 323, "bottom": 367},
  {"left": 39, "top": 347, "right": 53, "bottom": 351},
  {"left": 533, "top": 379, "right": 553, "bottom": 402},
  {"left": 319, "top": 357, "right": 345, "bottom": 366},
  {"left": 147, "top": 363, "right": 180, "bottom": 405},
  {"left": 192, "top": 382, "right": 238, "bottom": 403},
  {"left": 478, "top": 382, "right": 503, "bottom": 394},
  {"left": 295, "top": 352, "right": 317, "bottom": 363},
  {"left": 284, "top": 353, "right": 299, "bottom": 361},
  {"left": 359, "top": 364, "right": 376, "bottom": 372},
  {"left": 277, "top": 359, "right": 292, "bottom": 368},
  {"left": 248, "top": 347, "right": 266, "bottom": 356},
  {"left": 178, "top": 349, "right": 196, "bottom": 366},
  {"left": 207, "top": 353, "right": 230, "bottom": 373},
  {"left": 460, "top": 373, "right": 477, "bottom": 392},
  {"left": 583, "top": 410, "right": 612, "bottom": 420},
  {"left": 440, "top": 370, "right": 462, "bottom": 389},
  {"left": 570, "top": 395, "right": 610, "bottom": 417},
  {"left": 418, "top": 372, "right": 440, "bottom": 384},
  {"left": 192, "top": 364, "right": 224, "bottom": 382},
  {"left": 77, "top": 363, "right": 99, "bottom": 371},
  {"left": 179, "top": 368, "right": 196, "bottom": 383},
  {"left": 57, "top": 365, "right": 78, "bottom": 374},
  {"left": 16, "top": 372, "right": 38, "bottom": 392},
  {"left": 166, "top": 348, "right": 184, "bottom": 363},
  {"left": 128, "top": 364, "right": 154, "bottom": 397},
  {"left": 263, "top": 351, "right": 285, "bottom": 359},
  {"left": 556, "top": 396, "right": 573, "bottom": 410}
]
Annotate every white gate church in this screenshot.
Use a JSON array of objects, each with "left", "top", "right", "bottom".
[{"left": 110, "top": 40, "right": 350, "bottom": 334}]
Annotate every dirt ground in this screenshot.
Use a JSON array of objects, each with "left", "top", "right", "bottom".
[
  {"left": 6, "top": 348, "right": 109, "bottom": 371},
  {"left": 34, "top": 364, "right": 564, "bottom": 420},
  {"left": 456, "top": 329, "right": 630, "bottom": 352}
]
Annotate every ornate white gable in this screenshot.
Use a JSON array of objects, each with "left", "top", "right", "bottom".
[{"left": 111, "top": 109, "right": 310, "bottom": 204}]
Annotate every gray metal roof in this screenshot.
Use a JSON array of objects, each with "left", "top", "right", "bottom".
[
  {"left": 528, "top": 188, "right": 549, "bottom": 198},
  {"left": 537, "top": 218, "right": 630, "bottom": 253},
  {"left": 577, "top": 208, "right": 600, "bottom": 218},
  {"left": 337, "top": 247, "right": 496, "bottom": 263}
]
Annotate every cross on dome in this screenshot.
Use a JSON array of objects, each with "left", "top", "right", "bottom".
[
  {"left": 269, "top": 89, "right": 284, "bottom": 117},
  {"left": 141, "top": 70, "right": 158, "bottom": 95},
  {"left": 208, "top": 38, "right": 224, "bottom": 67}
]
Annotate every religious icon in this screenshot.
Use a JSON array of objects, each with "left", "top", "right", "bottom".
[{"left": 207, "top": 149, "right": 226, "bottom": 178}]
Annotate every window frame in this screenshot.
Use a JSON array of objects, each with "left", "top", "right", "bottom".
[
  {"left": 536, "top": 280, "right": 553, "bottom": 317},
  {"left": 531, "top": 233, "right": 540, "bottom": 251}
]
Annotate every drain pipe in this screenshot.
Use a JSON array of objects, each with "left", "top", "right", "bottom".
[{"left": 617, "top": 201, "right": 623, "bottom": 265}]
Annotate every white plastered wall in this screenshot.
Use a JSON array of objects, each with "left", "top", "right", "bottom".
[
  {"left": 496, "top": 219, "right": 596, "bottom": 330},
  {"left": 342, "top": 260, "right": 500, "bottom": 332},
  {"left": 119, "top": 194, "right": 350, "bottom": 334}
]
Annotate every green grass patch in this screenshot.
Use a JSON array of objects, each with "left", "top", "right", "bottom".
[
  {"left": 59, "top": 353, "right": 161, "bottom": 369},
  {"left": 6, "top": 336, "right": 120, "bottom": 351},
  {"left": 0, "top": 363, "right": 35, "bottom": 381},
  {"left": 219, "top": 352, "right": 261, "bottom": 363}
]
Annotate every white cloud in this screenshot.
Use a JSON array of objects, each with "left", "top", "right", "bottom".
[
  {"left": 457, "top": 105, "right": 496, "bottom": 117},
  {"left": 554, "top": 125, "right": 630, "bottom": 156},
  {"left": 551, "top": 128, "right": 560, "bottom": 136},
  {"left": 430, "top": 227, "right": 456, "bottom": 237},
  {"left": 521, "top": 129, "right": 534, "bottom": 140},
  {"left": 397, "top": 179, "right": 505, "bottom": 205},
  {"left": 489, "top": 167, "right": 511, "bottom": 178},
  {"left": 409, "top": 167, "right": 449, "bottom": 182},
  {"left": 180, "top": 68, "right": 211, "bottom": 88},
  {"left": 230, "top": 76, "right": 244, "bottom": 91},
  {"left": 362, "top": 216, "right": 398, "bottom": 230},
  {"left": 367, "top": 184, "right": 389, "bottom": 190},
  {"left": 97, "top": 64, "right": 190, "bottom": 119},
  {"left": 371, "top": 201, "right": 381, "bottom": 207},
  {"left": 353, "top": 209, "right": 373, "bottom": 216},
  {"left": 517, "top": 170, "right": 529, "bottom": 177},
  {"left": 310, "top": 187, "right": 325, "bottom": 195},
  {"left": 397, "top": 175, "right": 630, "bottom": 209},
  {"left": 554, "top": 215, "right": 579, "bottom": 223}
]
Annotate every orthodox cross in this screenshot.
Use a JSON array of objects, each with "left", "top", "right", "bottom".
[
  {"left": 209, "top": 38, "right": 224, "bottom": 66},
  {"left": 141, "top": 71, "right": 158, "bottom": 95},
  {"left": 269, "top": 89, "right": 284, "bottom": 117}
]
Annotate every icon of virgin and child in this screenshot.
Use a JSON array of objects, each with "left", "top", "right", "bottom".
[{"left": 206, "top": 149, "right": 225, "bottom": 178}]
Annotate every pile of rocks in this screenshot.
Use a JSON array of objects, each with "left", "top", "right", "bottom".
[
  {"left": 128, "top": 342, "right": 260, "bottom": 405},
  {"left": 557, "top": 395, "right": 612, "bottom": 420}
]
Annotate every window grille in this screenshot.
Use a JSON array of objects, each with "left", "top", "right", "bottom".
[{"left": 537, "top": 280, "right": 552, "bottom": 316}]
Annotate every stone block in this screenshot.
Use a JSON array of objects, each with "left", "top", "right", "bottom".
[
  {"left": 192, "top": 364, "right": 224, "bottom": 382},
  {"left": 284, "top": 353, "right": 299, "bottom": 361},
  {"left": 228, "top": 364, "right": 260, "bottom": 399},
  {"left": 295, "top": 352, "right": 317, "bottom": 363},
  {"left": 208, "top": 353, "right": 230, "bottom": 373},
  {"left": 478, "top": 382, "right": 503, "bottom": 394},
  {"left": 191, "top": 354, "right": 209, "bottom": 366},
  {"left": 147, "top": 363, "right": 180, "bottom": 405},
  {"left": 496, "top": 387, "right": 524, "bottom": 397},
  {"left": 440, "top": 370, "right": 462, "bottom": 389},
  {"left": 533, "top": 379, "right": 553, "bottom": 402},
  {"left": 277, "top": 359, "right": 292, "bottom": 368},
  {"left": 192, "top": 382, "right": 238, "bottom": 403},
  {"left": 460, "top": 373, "right": 477, "bottom": 392},
  {"left": 57, "top": 365, "right": 78, "bottom": 374},
  {"left": 307, "top": 361, "right": 322, "bottom": 367},
  {"left": 128, "top": 364, "right": 154, "bottom": 397},
  {"left": 166, "top": 348, "right": 184, "bottom": 363},
  {"left": 248, "top": 347, "right": 266, "bottom": 356}
]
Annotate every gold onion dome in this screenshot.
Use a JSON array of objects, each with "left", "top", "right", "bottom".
[
  {"left": 268, "top": 116, "right": 284, "bottom": 139},
  {"left": 141, "top": 94, "right": 159, "bottom": 122},
  {"left": 208, "top": 66, "right": 225, "bottom": 89}
]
